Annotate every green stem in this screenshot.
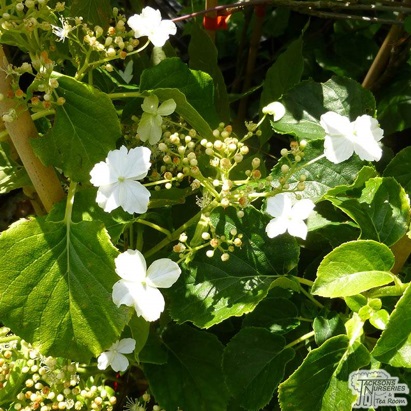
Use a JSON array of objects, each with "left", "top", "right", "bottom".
[
  {"left": 300, "top": 283, "right": 324, "bottom": 309},
  {"left": 144, "top": 211, "right": 202, "bottom": 259},
  {"left": 136, "top": 219, "right": 172, "bottom": 239},
  {"left": 108, "top": 91, "right": 143, "bottom": 99},
  {"left": 285, "top": 330, "right": 315, "bottom": 349},
  {"left": 0, "top": 335, "right": 21, "bottom": 344},
  {"left": 294, "top": 276, "right": 314, "bottom": 287},
  {"left": 64, "top": 181, "right": 77, "bottom": 224}
]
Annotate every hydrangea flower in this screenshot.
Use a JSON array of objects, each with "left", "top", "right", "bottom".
[
  {"left": 262, "top": 101, "right": 286, "bottom": 121},
  {"left": 127, "top": 6, "right": 177, "bottom": 47},
  {"left": 90, "top": 146, "right": 151, "bottom": 214},
  {"left": 112, "top": 249, "right": 181, "bottom": 322},
  {"left": 320, "top": 112, "right": 384, "bottom": 164},
  {"left": 97, "top": 338, "right": 136, "bottom": 372},
  {"left": 265, "top": 193, "right": 315, "bottom": 240},
  {"left": 137, "top": 95, "right": 176, "bottom": 145}
]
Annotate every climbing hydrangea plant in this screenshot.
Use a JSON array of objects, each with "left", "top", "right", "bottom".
[{"left": 1, "top": 1, "right": 411, "bottom": 410}]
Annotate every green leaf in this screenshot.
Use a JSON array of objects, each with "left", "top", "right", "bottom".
[
  {"left": 271, "top": 140, "right": 368, "bottom": 202},
  {"left": 188, "top": 23, "right": 230, "bottom": 123},
  {"left": 260, "top": 35, "right": 304, "bottom": 144},
  {"left": 222, "top": 327, "right": 295, "bottom": 411},
  {"left": 279, "top": 335, "right": 370, "bottom": 411},
  {"left": 140, "top": 57, "right": 219, "bottom": 128},
  {"left": 383, "top": 146, "right": 411, "bottom": 198},
  {"left": 372, "top": 283, "right": 411, "bottom": 367},
  {"left": 129, "top": 315, "right": 149, "bottom": 362},
  {"left": 312, "top": 240, "right": 395, "bottom": 298},
  {"left": 47, "top": 188, "right": 132, "bottom": 243},
  {"left": 242, "top": 297, "right": 300, "bottom": 334},
  {"left": 326, "top": 177, "right": 410, "bottom": 246},
  {"left": 272, "top": 76, "right": 375, "bottom": 140},
  {"left": 151, "top": 88, "right": 214, "bottom": 140},
  {"left": 313, "top": 311, "right": 346, "bottom": 345},
  {"left": 169, "top": 207, "right": 300, "bottom": 328},
  {"left": 0, "top": 358, "right": 28, "bottom": 406},
  {"left": 31, "top": 74, "right": 121, "bottom": 182},
  {"left": 0, "top": 142, "right": 31, "bottom": 193},
  {"left": 0, "top": 217, "right": 128, "bottom": 362},
  {"left": 377, "top": 66, "right": 411, "bottom": 135},
  {"left": 143, "top": 324, "right": 229, "bottom": 411},
  {"left": 70, "top": 0, "right": 111, "bottom": 28}
]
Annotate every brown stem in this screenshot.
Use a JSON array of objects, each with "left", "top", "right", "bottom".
[{"left": 0, "top": 46, "right": 65, "bottom": 213}]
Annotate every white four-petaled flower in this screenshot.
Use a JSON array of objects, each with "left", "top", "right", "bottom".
[
  {"left": 320, "top": 111, "right": 384, "bottom": 164},
  {"left": 97, "top": 338, "right": 136, "bottom": 372},
  {"left": 262, "top": 101, "right": 286, "bottom": 122},
  {"left": 265, "top": 193, "right": 315, "bottom": 240},
  {"left": 90, "top": 145, "right": 151, "bottom": 214},
  {"left": 112, "top": 249, "right": 181, "bottom": 322},
  {"left": 127, "top": 6, "right": 177, "bottom": 47},
  {"left": 137, "top": 95, "right": 176, "bottom": 145}
]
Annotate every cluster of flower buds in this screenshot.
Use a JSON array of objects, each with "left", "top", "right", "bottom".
[
  {"left": 0, "top": 328, "right": 117, "bottom": 411},
  {"left": 277, "top": 140, "right": 308, "bottom": 192}
]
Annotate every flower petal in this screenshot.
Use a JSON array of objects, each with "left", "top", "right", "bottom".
[
  {"left": 95, "top": 183, "right": 120, "bottom": 213},
  {"left": 90, "top": 161, "right": 117, "bottom": 187},
  {"left": 133, "top": 284, "right": 165, "bottom": 322},
  {"left": 287, "top": 218, "right": 308, "bottom": 240},
  {"left": 117, "top": 180, "right": 151, "bottom": 214},
  {"left": 141, "top": 95, "right": 159, "bottom": 114},
  {"left": 320, "top": 111, "right": 352, "bottom": 137},
  {"left": 266, "top": 193, "right": 291, "bottom": 218},
  {"left": 115, "top": 249, "right": 147, "bottom": 282},
  {"left": 291, "top": 199, "right": 315, "bottom": 220},
  {"left": 97, "top": 350, "right": 115, "bottom": 370},
  {"left": 116, "top": 146, "right": 151, "bottom": 180},
  {"left": 354, "top": 115, "right": 384, "bottom": 142},
  {"left": 137, "top": 112, "right": 163, "bottom": 144},
  {"left": 110, "top": 353, "right": 129, "bottom": 372},
  {"left": 265, "top": 217, "right": 288, "bottom": 238},
  {"left": 262, "top": 101, "right": 285, "bottom": 121},
  {"left": 146, "top": 258, "right": 181, "bottom": 288},
  {"left": 324, "top": 134, "right": 354, "bottom": 164},
  {"left": 116, "top": 338, "right": 136, "bottom": 354},
  {"left": 112, "top": 280, "right": 139, "bottom": 308},
  {"left": 157, "top": 98, "right": 177, "bottom": 116}
]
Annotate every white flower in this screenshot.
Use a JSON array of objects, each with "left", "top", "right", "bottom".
[
  {"left": 127, "top": 6, "right": 177, "bottom": 47},
  {"left": 265, "top": 193, "right": 315, "bottom": 240},
  {"left": 51, "top": 17, "right": 73, "bottom": 42},
  {"left": 97, "top": 338, "right": 136, "bottom": 372},
  {"left": 262, "top": 101, "right": 286, "bottom": 121},
  {"left": 112, "top": 249, "right": 181, "bottom": 322},
  {"left": 90, "top": 146, "right": 151, "bottom": 214},
  {"left": 320, "top": 111, "right": 384, "bottom": 164},
  {"left": 137, "top": 95, "right": 176, "bottom": 145}
]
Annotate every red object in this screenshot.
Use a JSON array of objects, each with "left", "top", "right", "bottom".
[{"left": 203, "top": 14, "right": 230, "bottom": 30}]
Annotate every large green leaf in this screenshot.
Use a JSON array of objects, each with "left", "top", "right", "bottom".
[
  {"left": 222, "top": 327, "right": 294, "bottom": 411},
  {"left": 242, "top": 297, "right": 300, "bottom": 334},
  {"left": 188, "top": 23, "right": 230, "bottom": 123},
  {"left": 312, "top": 240, "right": 395, "bottom": 298},
  {"left": 372, "top": 283, "right": 411, "bottom": 367},
  {"left": 383, "top": 146, "right": 411, "bottom": 198},
  {"left": 271, "top": 76, "right": 375, "bottom": 140},
  {"left": 0, "top": 141, "right": 30, "bottom": 194},
  {"left": 325, "top": 177, "right": 410, "bottom": 246},
  {"left": 140, "top": 57, "right": 219, "bottom": 128},
  {"left": 70, "top": 0, "right": 111, "bottom": 28},
  {"left": 279, "top": 335, "right": 370, "bottom": 411},
  {"left": 260, "top": 35, "right": 304, "bottom": 144},
  {"left": 168, "top": 207, "right": 300, "bottom": 328},
  {"left": 143, "top": 324, "right": 229, "bottom": 411},
  {"left": 152, "top": 88, "right": 214, "bottom": 140},
  {"left": 0, "top": 216, "right": 128, "bottom": 362},
  {"left": 31, "top": 75, "right": 121, "bottom": 182},
  {"left": 270, "top": 139, "right": 368, "bottom": 202}
]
